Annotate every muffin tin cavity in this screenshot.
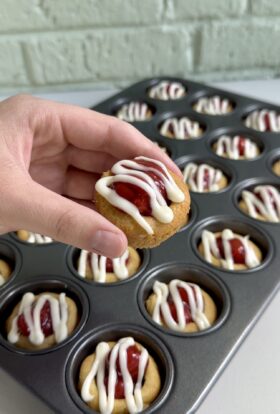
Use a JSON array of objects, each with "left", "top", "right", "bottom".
[
  {"left": 244, "top": 108, "right": 280, "bottom": 132},
  {"left": 192, "top": 216, "right": 272, "bottom": 272},
  {"left": 114, "top": 100, "right": 155, "bottom": 122},
  {"left": 147, "top": 80, "right": 187, "bottom": 101},
  {"left": 210, "top": 132, "right": 263, "bottom": 160},
  {"left": 0, "top": 278, "right": 89, "bottom": 354},
  {"left": 176, "top": 155, "right": 233, "bottom": 194},
  {"left": 138, "top": 263, "right": 230, "bottom": 337},
  {"left": 158, "top": 113, "right": 205, "bottom": 140},
  {"left": 234, "top": 178, "right": 280, "bottom": 223},
  {"left": 0, "top": 241, "right": 21, "bottom": 287},
  {"left": 66, "top": 325, "right": 174, "bottom": 414},
  {"left": 192, "top": 95, "right": 235, "bottom": 116},
  {"left": 67, "top": 247, "right": 150, "bottom": 285}
]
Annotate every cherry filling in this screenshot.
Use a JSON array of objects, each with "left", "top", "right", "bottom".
[
  {"left": 104, "top": 345, "right": 148, "bottom": 399},
  {"left": 165, "top": 286, "right": 197, "bottom": 324},
  {"left": 264, "top": 112, "right": 271, "bottom": 131},
  {"left": 87, "top": 255, "right": 129, "bottom": 272},
  {"left": 17, "top": 300, "right": 53, "bottom": 337},
  {"left": 194, "top": 168, "right": 210, "bottom": 190},
  {"left": 112, "top": 161, "right": 169, "bottom": 216},
  {"left": 216, "top": 236, "right": 246, "bottom": 264},
  {"left": 255, "top": 189, "right": 277, "bottom": 213},
  {"left": 237, "top": 137, "right": 245, "bottom": 156}
]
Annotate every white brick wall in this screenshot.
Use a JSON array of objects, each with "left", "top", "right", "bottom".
[{"left": 0, "top": 0, "right": 279, "bottom": 92}]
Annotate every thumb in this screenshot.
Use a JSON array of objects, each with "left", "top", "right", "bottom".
[{"left": 4, "top": 178, "right": 127, "bottom": 258}]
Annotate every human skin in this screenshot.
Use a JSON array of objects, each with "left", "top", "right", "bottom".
[{"left": 0, "top": 95, "right": 181, "bottom": 258}]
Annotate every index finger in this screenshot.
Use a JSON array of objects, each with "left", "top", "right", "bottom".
[{"left": 53, "top": 101, "right": 182, "bottom": 176}]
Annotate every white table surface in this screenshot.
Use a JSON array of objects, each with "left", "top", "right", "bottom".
[{"left": 0, "top": 79, "right": 280, "bottom": 414}]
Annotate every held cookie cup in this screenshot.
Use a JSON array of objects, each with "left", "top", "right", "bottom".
[
  {"left": 145, "top": 281, "right": 217, "bottom": 333},
  {"left": 6, "top": 292, "right": 78, "bottom": 351},
  {"left": 78, "top": 340, "right": 161, "bottom": 414},
  {"left": 95, "top": 170, "right": 190, "bottom": 249}
]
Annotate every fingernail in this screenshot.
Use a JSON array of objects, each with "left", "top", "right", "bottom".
[{"left": 91, "top": 230, "right": 127, "bottom": 258}]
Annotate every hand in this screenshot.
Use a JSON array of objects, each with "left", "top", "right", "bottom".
[{"left": 0, "top": 95, "right": 181, "bottom": 257}]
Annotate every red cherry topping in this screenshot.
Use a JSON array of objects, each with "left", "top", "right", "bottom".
[
  {"left": 216, "top": 236, "right": 246, "bottom": 264},
  {"left": 237, "top": 137, "right": 245, "bottom": 156},
  {"left": 166, "top": 287, "right": 196, "bottom": 324},
  {"left": 105, "top": 345, "right": 147, "bottom": 399},
  {"left": 255, "top": 189, "right": 277, "bottom": 210},
  {"left": 17, "top": 300, "right": 53, "bottom": 337},
  {"left": 194, "top": 168, "right": 210, "bottom": 190},
  {"left": 105, "top": 257, "right": 129, "bottom": 273},
  {"left": 112, "top": 161, "right": 168, "bottom": 216},
  {"left": 264, "top": 113, "right": 271, "bottom": 131}
]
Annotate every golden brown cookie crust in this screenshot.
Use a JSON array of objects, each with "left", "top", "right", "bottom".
[
  {"left": 79, "top": 341, "right": 161, "bottom": 414},
  {"left": 78, "top": 247, "right": 141, "bottom": 283},
  {"left": 6, "top": 292, "right": 78, "bottom": 350},
  {"left": 146, "top": 285, "right": 217, "bottom": 333},
  {"left": 212, "top": 142, "right": 260, "bottom": 160},
  {"left": 16, "top": 230, "right": 30, "bottom": 241},
  {"left": 95, "top": 170, "right": 191, "bottom": 249},
  {"left": 0, "top": 259, "right": 12, "bottom": 283},
  {"left": 198, "top": 231, "right": 262, "bottom": 270},
  {"left": 272, "top": 160, "right": 280, "bottom": 176}
]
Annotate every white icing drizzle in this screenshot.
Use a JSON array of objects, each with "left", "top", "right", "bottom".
[
  {"left": 183, "top": 163, "right": 223, "bottom": 192},
  {"left": 95, "top": 156, "right": 185, "bottom": 234},
  {"left": 152, "top": 280, "right": 210, "bottom": 331},
  {"left": 0, "top": 274, "right": 5, "bottom": 286},
  {"left": 194, "top": 96, "right": 232, "bottom": 115},
  {"left": 81, "top": 337, "right": 149, "bottom": 414},
  {"left": 116, "top": 102, "right": 151, "bottom": 122},
  {"left": 18, "top": 232, "right": 53, "bottom": 244},
  {"left": 148, "top": 81, "right": 186, "bottom": 100},
  {"left": 245, "top": 109, "right": 280, "bottom": 132},
  {"left": 201, "top": 229, "right": 260, "bottom": 270},
  {"left": 160, "top": 117, "right": 202, "bottom": 139},
  {"left": 241, "top": 185, "right": 280, "bottom": 223},
  {"left": 215, "top": 135, "right": 258, "bottom": 159},
  {"left": 78, "top": 249, "right": 130, "bottom": 282},
  {"left": 8, "top": 293, "right": 68, "bottom": 345}
]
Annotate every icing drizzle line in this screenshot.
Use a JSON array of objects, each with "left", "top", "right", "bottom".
[
  {"left": 245, "top": 109, "right": 280, "bottom": 132},
  {"left": 25, "top": 232, "right": 52, "bottom": 244},
  {"left": 201, "top": 229, "right": 260, "bottom": 270},
  {"left": 183, "top": 163, "right": 223, "bottom": 192},
  {"left": 116, "top": 102, "right": 151, "bottom": 122},
  {"left": 241, "top": 185, "right": 280, "bottom": 222},
  {"left": 194, "top": 96, "right": 232, "bottom": 115},
  {"left": 78, "top": 249, "right": 130, "bottom": 282},
  {"left": 215, "top": 135, "right": 258, "bottom": 159},
  {"left": 152, "top": 280, "right": 210, "bottom": 331},
  {"left": 148, "top": 81, "right": 186, "bottom": 100},
  {"left": 160, "top": 117, "right": 202, "bottom": 139},
  {"left": 8, "top": 293, "right": 68, "bottom": 345},
  {"left": 95, "top": 156, "right": 185, "bottom": 234},
  {"left": 81, "top": 337, "right": 149, "bottom": 414}
]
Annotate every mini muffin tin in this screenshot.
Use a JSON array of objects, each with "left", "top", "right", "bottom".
[{"left": 0, "top": 77, "right": 279, "bottom": 414}]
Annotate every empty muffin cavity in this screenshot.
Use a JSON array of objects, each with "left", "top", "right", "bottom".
[
  {"left": 138, "top": 263, "right": 229, "bottom": 337},
  {"left": 193, "top": 95, "right": 234, "bottom": 116},
  {"left": 66, "top": 325, "right": 173, "bottom": 414}
]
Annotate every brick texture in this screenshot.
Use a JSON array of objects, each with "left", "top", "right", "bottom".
[{"left": 0, "top": 0, "right": 279, "bottom": 92}]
